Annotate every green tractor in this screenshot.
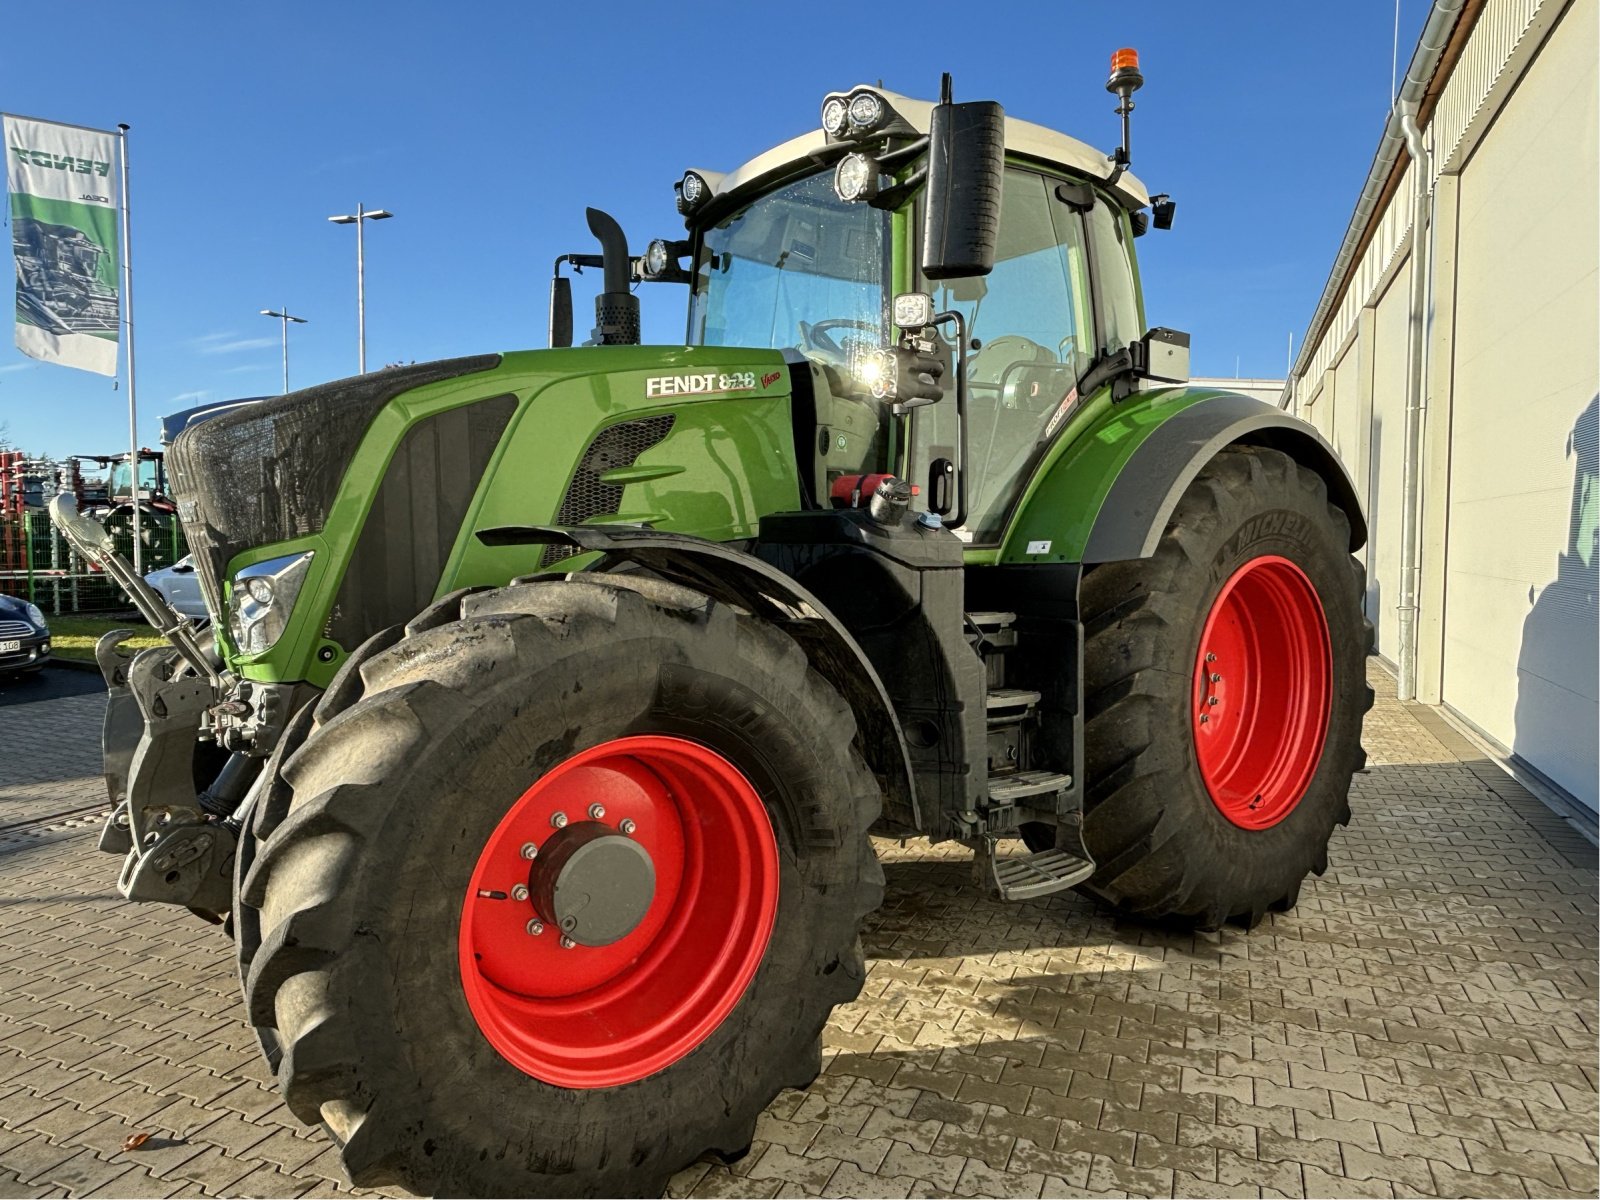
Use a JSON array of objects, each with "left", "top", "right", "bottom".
[{"left": 53, "top": 57, "right": 1371, "bottom": 1198}]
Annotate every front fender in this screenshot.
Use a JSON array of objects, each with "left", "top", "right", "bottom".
[
  {"left": 478, "top": 524, "right": 920, "bottom": 831},
  {"left": 998, "top": 388, "right": 1366, "bottom": 565}
]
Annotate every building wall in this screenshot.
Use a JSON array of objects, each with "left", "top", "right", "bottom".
[
  {"left": 1289, "top": 0, "right": 1598, "bottom": 815},
  {"left": 1440, "top": 0, "right": 1597, "bottom": 809}
]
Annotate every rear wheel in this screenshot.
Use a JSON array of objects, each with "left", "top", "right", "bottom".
[
  {"left": 1027, "top": 445, "right": 1371, "bottom": 928},
  {"left": 234, "top": 575, "right": 882, "bottom": 1196}
]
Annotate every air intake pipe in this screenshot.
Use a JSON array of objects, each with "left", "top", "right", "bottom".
[{"left": 585, "top": 208, "right": 640, "bottom": 346}]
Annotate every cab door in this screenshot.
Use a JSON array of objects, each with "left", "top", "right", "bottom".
[{"left": 905, "top": 167, "right": 1095, "bottom": 544}]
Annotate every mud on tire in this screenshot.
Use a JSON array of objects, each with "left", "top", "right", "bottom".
[{"left": 233, "top": 575, "right": 883, "bottom": 1197}]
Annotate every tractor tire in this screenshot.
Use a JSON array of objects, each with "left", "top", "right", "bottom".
[
  {"left": 232, "top": 575, "right": 882, "bottom": 1198},
  {"left": 1026, "top": 445, "right": 1372, "bottom": 929}
]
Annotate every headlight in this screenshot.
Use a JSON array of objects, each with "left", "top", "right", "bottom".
[
  {"left": 850, "top": 345, "right": 946, "bottom": 405},
  {"left": 24, "top": 602, "right": 46, "bottom": 630},
  {"left": 228, "top": 551, "right": 314, "bottom": 656},
  {"left": 850, "top": 346, "right": 897, "bottom": 401},
  {"left": 833, "top": 153, "right": 880, "bottom": 203}
]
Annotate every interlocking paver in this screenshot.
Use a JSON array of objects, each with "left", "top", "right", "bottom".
[{"left": 0, "top": 662, "right": 1594, "bottom": 1197}]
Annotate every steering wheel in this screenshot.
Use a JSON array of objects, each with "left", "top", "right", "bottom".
[{"left": 799, "top": 318, "right": 878, "bottom": 356}]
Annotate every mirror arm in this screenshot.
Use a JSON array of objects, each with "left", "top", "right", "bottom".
[
  {"left": 876, "top": 135, "right": 931, "bottom": 170},
  {"left": 870, "top": 167, "right": 928, "bottom": 211},
  {"left": 1076, "top": 346, "right": 1134, "bottom": 400}
]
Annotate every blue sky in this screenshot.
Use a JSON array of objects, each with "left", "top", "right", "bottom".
[{"left": 0, "top": 1, "right": 1426, "bottom": 458}]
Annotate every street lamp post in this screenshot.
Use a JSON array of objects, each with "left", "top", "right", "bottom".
[
  {"left": 259, "top": 306, "right": 308, "bottom": 394},
  {"left": 328, "top": 203, "right": 393, "bottom": 373}
]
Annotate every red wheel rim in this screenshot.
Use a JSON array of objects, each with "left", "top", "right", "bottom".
[
  {"left": 458, "top": 735, "right": 778, "bottom": 1088},
  {"left": 1193, "top": 555, "right": 1332, "bottom": 830}
]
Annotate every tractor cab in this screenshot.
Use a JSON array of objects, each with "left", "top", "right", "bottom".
[{"left": 560, "top": 79, "right": 1186, "bottom": 547}]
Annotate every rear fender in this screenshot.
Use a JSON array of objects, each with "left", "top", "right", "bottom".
[
  {"left": 999, "top": 389, "right": 1366, "bottom": 565},
  {"left": 478, "top": 524, "right": 919, "bottom": 830}
]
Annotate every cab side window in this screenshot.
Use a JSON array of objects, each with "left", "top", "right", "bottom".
[{"left": 1085, "top": 198, "right": 1142, "bottom": 356}]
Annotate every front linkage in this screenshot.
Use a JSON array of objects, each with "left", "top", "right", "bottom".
[{"left": 52, "top": 495, "right": 305, "bottom": 920}]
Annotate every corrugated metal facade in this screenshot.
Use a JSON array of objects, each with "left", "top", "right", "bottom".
[{"left": 1291, "top": 0, "right": 1598, "bottom": 815}]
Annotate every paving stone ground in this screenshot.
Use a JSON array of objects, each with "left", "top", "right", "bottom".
[{"left": 0, "top": 663, "right": 1594, "bottom": 1199}]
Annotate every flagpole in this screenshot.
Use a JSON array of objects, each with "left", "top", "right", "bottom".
[{"left": 117, "top": 122, "right": 140, "bottom": 576}]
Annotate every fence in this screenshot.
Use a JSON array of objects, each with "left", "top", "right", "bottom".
[{"left": 0, "top": 508, "right": 186, "bottom": 616}]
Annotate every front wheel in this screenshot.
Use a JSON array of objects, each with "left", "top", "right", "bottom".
[
  {"left": 1029, "top": 445, "right": 1371, "bottom": 928},
  {"left": 235, "top": 575, "right": 883, "bottom": 1196}
]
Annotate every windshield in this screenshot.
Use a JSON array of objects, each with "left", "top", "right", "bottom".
[
  {"left": 109, "top": 459, "right": 162, "bottom": 496},
  {"left": 689, "top": 170, "right": 890, "bottom": 365}
]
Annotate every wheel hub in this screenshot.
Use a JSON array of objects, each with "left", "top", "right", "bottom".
[
  {"left": 528, "top": 820, "right": 655, "bottom": 947},
  {"left": 458, "top": 735, "right": 779, "bottom": 1088}
]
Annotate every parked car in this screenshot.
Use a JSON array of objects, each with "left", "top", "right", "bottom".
[
  {"left": 144, "top": 555, "right": 209, "bottom": 622},
  {"left": 0, "top": 593, "right": 50, "bottom": 676}
]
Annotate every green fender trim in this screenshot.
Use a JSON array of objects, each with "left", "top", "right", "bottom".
[
  {"left": 996, "top": 386, "right": 1365, "bottom": 565},
  {"left": 995, "top": 385, "right": 1225, "bottom": 564}
]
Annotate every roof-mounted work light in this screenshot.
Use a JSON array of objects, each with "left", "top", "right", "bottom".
[
  {"left": 675, "top": 170, "right": 711, "bottom": 216},
  {"left": 820, "top": 87, "right": 906, "bottom": 143},
  {"left": 833, "top": 152, "right": 880, "bottom": 203}
]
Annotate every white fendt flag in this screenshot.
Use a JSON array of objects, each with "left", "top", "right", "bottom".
[{"left": 3, "top": 114, "right": 120, "bottom": 376}]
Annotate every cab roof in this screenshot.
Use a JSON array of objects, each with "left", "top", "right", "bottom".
[{"left": 691, "top": 86, "right": 1150, "bottom": 215}]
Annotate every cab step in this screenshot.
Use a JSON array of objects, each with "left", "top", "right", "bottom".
[
  {"left": 988, "top": 845, "right": 1096, "bottom": 900},
  {"left": 988, "top": 769, "right": 1072, "bottom": 804},
  {"left": 986, "top": 687, "right": 1042, "bottom": 712},
  {"left": 967, "top": 611, "right": 1017, "bottom": 630}
]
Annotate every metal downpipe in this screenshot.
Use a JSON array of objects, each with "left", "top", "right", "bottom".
[{"left": 1395, "top": 100, "right": 1433, "bottom": 701}]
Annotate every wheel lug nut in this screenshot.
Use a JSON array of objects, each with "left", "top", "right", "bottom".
[
  {"left": 588, "top": 803, "right": 605, "bottom": 820},
  {"left": 619, "top": 819, "right": 636, "bottom": 835},
  {"left": 520, "top": 842, "right": 538, "bottom": 860},
  {"left": 1211, "top": 673, "right": 1222, "bottom": 683},
  {"left": 550, "top": 811, "right": 568, "bottom": 829},
  {"left": 1208, "top": 697, "right": 1219, "bottom": 706},
  {"left": 1200, "top": 714, "right": 1210, "bottom": 724},
  {"left": 511, "top": 884, "right": 529, "bottom": 902},
  {"left": 559, "top": 936, "right": 576, "bottom": 950},
  {"left": 1206, "top": 652, "right": 1217, "bottom": 662},
  {"left": 526, "top": 919, "right": 544, "bottom": 936}
]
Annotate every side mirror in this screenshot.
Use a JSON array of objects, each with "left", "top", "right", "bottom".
[
  {"left": 1135, "top": 327, "right": 1190, "bottom": 384},
  {"left": 549, "top": 275, "right": 573, "bottom": 348},
  {"left": 922, "top": 96, "right": 1005, "bottom": 280}
]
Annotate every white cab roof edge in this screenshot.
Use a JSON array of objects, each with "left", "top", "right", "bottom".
[{"left": 692, "top": 87, "right": 1150, "bottom": 213}]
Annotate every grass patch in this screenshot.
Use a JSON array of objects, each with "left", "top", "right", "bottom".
[{"left": 45, "top": 614, "right": 168, "bottom": 662}]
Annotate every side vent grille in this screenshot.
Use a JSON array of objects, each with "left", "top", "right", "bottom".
[{"left": 541, "top": 414, "right": 675, "bottom": 567}]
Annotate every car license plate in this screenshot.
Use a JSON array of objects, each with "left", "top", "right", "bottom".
[{"left": 0, "top": 640, "right": 19, "bottom": 653}]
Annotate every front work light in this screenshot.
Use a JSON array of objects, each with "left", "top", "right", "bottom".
[
  {"left": 834, "top": 153, "right": 880, "bottom": 203},
  {"left": 892, "top": 291, "right": 936, "bottom": 331}
]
